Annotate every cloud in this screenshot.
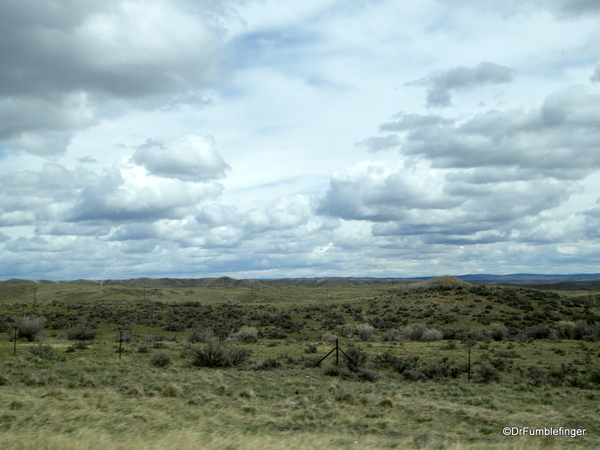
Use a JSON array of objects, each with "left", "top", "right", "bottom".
[
  {"left": 591, "top": 64, "right": 600, "bottom": 83},
  {"left": 356, "top": 135, "right": 401, "bottom": 152},
  {"left": 0, "top": 0, "right": 239, "bottom": 155},
  {"left": 0, "top": 163, "right": 97, "bottom": 226},
  {"left": 317, "top": 161, "right": 460, "bottom": 222},
  {"left": 543, "top": 0, "right": 600, "bottom": 18},
  {"left": 380, "top": 113, "right": 454, "bottom": 132},
  {"left": 131, "top": 135, "right": 230, "bottom": 182},
  {"left": 69, "top": 168, "right": 224, "bottom": 223},
  {"left": 408, "top": 62, "right": 514, "bottom": 108},
  {"left": 402, "top": 86, "right": 600, "bottom": 179},
  {"left": 318, "top": 86, "right": 595, "bottom": 246}
]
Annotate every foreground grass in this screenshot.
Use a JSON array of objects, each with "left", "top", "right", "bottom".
[
  {"left": 1, "top": 280, "right": 600, "bottom": 448},
  {"left": 1, "top": 352, "right": 599, "bottom": 449}
]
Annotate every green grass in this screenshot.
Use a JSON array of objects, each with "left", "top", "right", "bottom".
[{"left": 0, "top": 280, "right": 599, "bottom": 448}]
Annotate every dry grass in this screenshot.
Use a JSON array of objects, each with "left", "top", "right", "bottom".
[{"left": 0, "top": 281, "right": 599, "bottom": 449}]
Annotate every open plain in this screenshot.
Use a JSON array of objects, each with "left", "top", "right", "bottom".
[{"left": 0, "top": 277, "right": 599, "bottom": 449}]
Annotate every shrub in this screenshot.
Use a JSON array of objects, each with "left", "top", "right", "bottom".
[
  {"left": 66, "top": 320, "right": 98, "bottom": 341},
  {"left": 304, "top": 344, "right": 318, "bottom": 354},
  {"left": 401, "top": 323, "right": 427, "bottom": 341},
  {"left": 254, "top": 358, "right": 281, "bottom": 370},
  {"left": 343, "top": 346, "right": 368, "bottom": 369},
  {"left": 323, "top": 364, "right": 354, "bottom": 379},
  {"left": 28, "top": 344, "right": 56, "bottom": 360},
  {"left": 373, "top": 353, "right": 420, "bottom": 374},
  {"left": 150, "top": 352, "right": 172, "bottom": 368},
  {"left": 356, "top": 368, "right": 380, "bottom": 382},
  {"left": 355, "top": 323, "right": 375, "bottom": 342},
  {"left": 233, "top": 326, "right": 258, "bottom": 343},
  {"left": 382, "top": 328, "right": 402, "bottom": 342},
  {"left": 163, "top": 382, "right": 183, "bottom": 397},
  {"left": 189, "top": 327, "right": 214, "bottom": 343},
  {"left": 555, "top": 321, "right": 575, "bottom": 340},
  {"left": 340, "top": 324, "right": 355, "bottom": 339},
  {"left": 189, "top": 343, "right": 251, "bottom": 368},
  {"left": 528, "top": 325, "right": 555, "bottom": 340},
  {"left": 574, "top": 321, "right": 599, "bottom": 341},
  {"left": 440, "top": 340, "right": 457, "bottom": 350},
  {"left": 13, "top": 315, "right": 47, "bottom": 342},
  {"left": 421, "top": 328, "right": 443, "bottom": 342},
  {"left": 403, "top": 370, "right": 426, "bottom": 381},
  {"left": 478, "top": 363, "right": 501, "bottom": 383},
  {"left": 589, "top": 369, "right": 600, "bottom": 385},
  {"left": 73, "top": 341, "right": 88, "bottom": 350},
  {"left": 488, "top": 323, "right": 508, "bottom": 341}
]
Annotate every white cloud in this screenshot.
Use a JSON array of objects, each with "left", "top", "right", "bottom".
[
  {"left": 2, "top": 0, "right": 600, "bottom": 279},
  {"left": 131, "top": 135, "right": 230, "bottom": 182}
]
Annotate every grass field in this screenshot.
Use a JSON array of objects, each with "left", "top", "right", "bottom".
[{"left": 0, "top": 278, "right": 599, "bottom": 449}]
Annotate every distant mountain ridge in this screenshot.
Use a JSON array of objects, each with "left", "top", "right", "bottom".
[{"left": 1, "top": 273, "right": 600, "bottom": 287}]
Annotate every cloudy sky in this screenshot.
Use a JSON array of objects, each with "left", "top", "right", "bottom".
[{"left": 1, "top": 0, "right": 600, "bottom": 280}]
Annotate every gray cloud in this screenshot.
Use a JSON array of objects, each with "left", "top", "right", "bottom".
[
  {"left": 0, "top": 0, "right": 238, "bottom": 155},
  {"left": 402, "top": 86, "right": 600, "bottom": 178},
  {"left": 546, "top": 0, "right": 600, "bottom": 18},
  {"left": 408, "top": 62, "right": 514, "bottom": 108},
  {"left": 356, "top": 135, "right": 401, "bottom": 152},
  {"left": 0, "top": 163, "right": 97, "bottom": 226},
  {"left": 591, "top": 65, "right": 600, "bottom": 83},
  {"left": 318, "top": 87, "right": 596, "bottom": 246},
  {"left": 380, "top": 113, "right": 453, "bottom": 132},
  {"left": 131, "top": 135, "right": 230, "bottom": 182}
]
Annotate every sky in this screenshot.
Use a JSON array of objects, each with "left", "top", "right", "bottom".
[{"left": 1, "top": 0, "right": 600, "bottom": 280}]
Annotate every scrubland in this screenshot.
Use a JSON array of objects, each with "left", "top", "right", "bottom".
[{"left": 0, "top": 278, "right": 599, "bottom": 449}]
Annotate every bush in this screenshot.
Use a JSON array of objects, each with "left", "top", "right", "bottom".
[
  {"left": 488, "top": 323, "right": 508, "bottom": 341},
  {"left": 189, "top": 343, "right": 251, "bottom": 368},
  {"left": 304, "top": 344, "right": 318, "bottom": 354},
  {"left": 555, "top": 321, "right": 576, "bottom": 339},
  {"left": 254, "top": 358, "right": 281, "bottom": 370},
  {"left": 478, "top": 363, "right": 501, "bottom": 383},
  {"left": 13, "top": 315, "right": 46, "bottom": 342},
  {"left": 66, "top": 320, "right": 98, "bottom": 341},
  {"left": 355, "top": 323, "right": 374, "bottom": 342},
  {"left": 421, "top": 328, "right": 443, "bottom": 342},
  {"left": 28, "top": 344, "right": 56, "bottom": 360},
  {"left": 356, "top": 368, "right": 380, "bottom": 382},
  {"left": 373, "top": 353, "right": 420, "bottom": 374},
  {"left": 233, "top": 326, "right": 258, "bottom": 343},
  {"left": 528, "top": 325, "right": 555, "bottom": 340},
  {"left": 189, "top": 327, "right": 214, "bottom": 343},
  {"left": 150, "top": 352, "right": 172, "bottom": 368},
  {"left": 343, "top": 346, "right": 368, "bottom": 369},
  {"left": 401, "top": 323, "right": 428, "bottom": 341},
  {"left": 382, "top": 328, "right": 402, "bottom": 342}
]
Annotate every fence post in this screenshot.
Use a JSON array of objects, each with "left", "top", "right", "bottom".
[
  {"left": 467, "top": 348, "right": 471, "bottom": 382},
  {"left": 335, "top": 339, "right": 339, "bottom": 366},
  {"left": 118, "top": 330, "right": 123, "bottom": 359},
  {"left": 13, "top": 327, "right": 17, "bottom": 356}
]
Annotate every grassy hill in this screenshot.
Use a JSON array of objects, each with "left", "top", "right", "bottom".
[{"left": 0, "top": 277, "right": 599, "bottom": 449}]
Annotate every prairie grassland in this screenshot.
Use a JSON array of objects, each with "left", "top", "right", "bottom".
[{"left": 0, "top": 280, "right": 599, "bottom": 449}]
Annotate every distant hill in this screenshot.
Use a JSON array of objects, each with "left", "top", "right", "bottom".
[{"left": 1, "top": 273, "right": 599, "bottom": 287}]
